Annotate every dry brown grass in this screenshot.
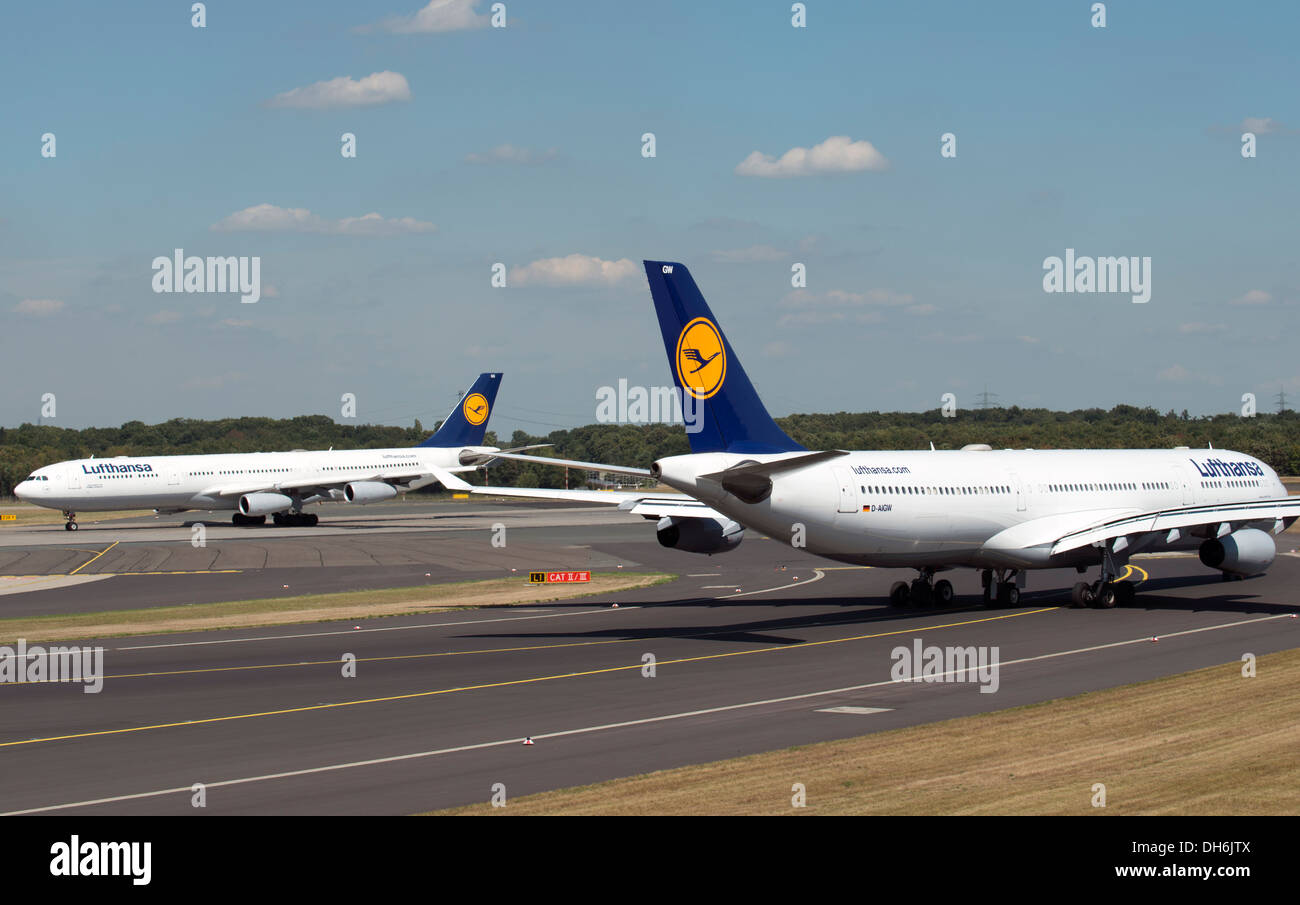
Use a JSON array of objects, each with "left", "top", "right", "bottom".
[
  {"left": 0, "top": 504, "right": 153, "bottom": 526},
  {"left": 436, "top": 648, "right": 1300, "bottom": 815}
]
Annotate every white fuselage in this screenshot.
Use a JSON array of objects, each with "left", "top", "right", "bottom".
[
  {"left": 13, "top": 445, "right": 490, "bottom": 513},
  {"left": 655, "top": 447, "right": 1286, "bottom": 569}
]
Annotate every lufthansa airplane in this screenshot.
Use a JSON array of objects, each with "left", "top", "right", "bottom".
[
  {"left": 466, "top": 262, "right": 1300, "bottom": 609},
  {"left": 14, "top": 373, "right": 523, "bottom": 530}
]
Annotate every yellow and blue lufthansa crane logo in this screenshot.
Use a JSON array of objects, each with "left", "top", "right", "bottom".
[
  {"left": 462, "top": 392, "right": 490, "bottom": 426},
  {"left": 675, "top": 317, "right": 727, "bottom": 400}
]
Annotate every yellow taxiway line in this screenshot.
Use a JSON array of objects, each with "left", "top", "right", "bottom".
[
  {"left": 0, "top": 608, "right": 1055, "bottom": 748},
  {"left": 68, "top": 541, "right": 119, "bottom": 575}
]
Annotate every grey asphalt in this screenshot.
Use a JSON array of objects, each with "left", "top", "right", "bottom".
[
  {"left": 0, "top": 501, "right": 1297, "bottom": 815},
  {"left": 0, "top": 502, "right": 653, "bottom": 617}
]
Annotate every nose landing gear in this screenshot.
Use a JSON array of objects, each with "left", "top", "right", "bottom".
[{"left": 63, "top": 511, "right": 78, "bottom": 531}]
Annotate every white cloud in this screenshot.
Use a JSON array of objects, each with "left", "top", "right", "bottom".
[
  {"left": 212, "top": 203, "right": 436, "bottom": 235},
  {"left": 1209, "top": 117, "right": 1294, "bottom": 137},
  {"left": 464, "top": 144, "right": 557, "bottom": 166},
  {"left": 1017, "top": 335, "right": 1040, "bottom": 344},
  {"left": 1178, "top": 321, "right": 1226, "bottom": 334},
  {"left": 13, "top": 298, "right": 64, "bottom": 316},
  {"left": 711, "top": 245, "right": 786, "bottom": 263},
  {"left": 266, "top": 71, "right": 411, "bottom": 110},
  {"left": 359, "top": 0, "right": 489, "bottom": 34},
  {"left": 510, "top": 254, "right": 638, "bottom": 287},
  {"left": 146, "top": 310, "right": 183, "bottom": 325},
  {"left": 1240, "top": 117, "right": 1287, "bottom": 135},
  {"left": 1229, "top": 289, "right": 1271, "bottom": 306},
  {"left": 736, "top": 136, "right": 889, "bottom": 178},
  {"left": 1158, "top": 364, "right": 1192, "bottom": 382},
  {"left": 778, "top": 288, "right": 912, "bottom": 326}
]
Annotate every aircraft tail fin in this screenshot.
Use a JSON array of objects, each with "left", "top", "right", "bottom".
[
  {"left": 420, "top": 373, "right": 502, "bottom": 447},
  {"left": 643, "top": 261, "right": 803, "bottom": 454}
]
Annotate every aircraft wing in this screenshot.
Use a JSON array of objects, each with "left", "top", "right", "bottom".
[
  {"left": 1048, "top": 497, "right": 1300, "bottom": 555},
  {"left": 204, "top": 463, "right": 471, "bottom": 498},
  {"left": 984, "top": 497, "right": 1300, "bottom": 560},
  {"left": 467, "top": 485, "right": 724, "bottom": 520}
]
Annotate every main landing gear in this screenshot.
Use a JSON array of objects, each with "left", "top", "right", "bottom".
[
  {"left": 63, "top": 511, "right": 78, "bottom": 531},
  {"left": 888, "top": 568, "right": 955, "bottom": 608},
  {"left": 981, "top": 568, "right": 1021, "bottom": 608},
  {"left": 887, "top": 568, "right": 1028, "bottom": 609},
  {"left": 272, "top": 511, "right": 318, "bottom": 527},
  {"left": 1070, "top": 546, "right": 1137, "bottom": 608},
  {"left": 1070, "top": 579, "right": 1136, "bottom": 608},
  {"left": 230, "top": 510, "right": 319, "bottom": 527}
]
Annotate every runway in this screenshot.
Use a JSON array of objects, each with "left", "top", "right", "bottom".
[
  {"left": 0, "top": 501, "right": 652, "bottom": 616},
  {"left": 0, "top": 500, "right": 1298, "bottom": 814}
]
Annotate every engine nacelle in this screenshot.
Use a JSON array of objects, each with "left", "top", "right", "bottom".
[
  {"left": 656, "top": 515, "right": 744, "bottom": 554},
  {"left": 345, "top": 481, "right": 398, "bottom": 504},
  {"left": 1199, "top": 527, "right": 1276, "bottom": 576},
  {"left": 239, "top": 492, "right": 294, "bottom": 516}
]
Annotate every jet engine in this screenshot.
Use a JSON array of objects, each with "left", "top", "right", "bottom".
[
  {"left": 345, "top": 481, "right": 398, "bottom": 504},
  {"left": 656, "top": 515, "right": 744, "bottom": 554},
  {"left": 1199, "top": 527, "right": 1276, "bottom": 576},
  {"left": 239, "top": 492, "right": 294, "bottom": 516}
]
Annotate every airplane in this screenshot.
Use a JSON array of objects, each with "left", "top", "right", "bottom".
[
  {"left": 13, "top": 372, "right": 535, "bottom": 530},
  {"left": 454, "top": 261, "right": 1300, "bottom": 609}
]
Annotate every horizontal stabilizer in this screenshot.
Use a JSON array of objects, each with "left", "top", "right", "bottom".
[
  {"left": 699, "top": 450, "right": 848, "bottom": 504},
  {"left": 476, "top": 452, "right": 653, "bottom": 478},
  {"left": 466, "top": 485, "right": 718, "bottom": 517},
  {"left": 699, "top": 449, "right": 848, "bottom": 483}
]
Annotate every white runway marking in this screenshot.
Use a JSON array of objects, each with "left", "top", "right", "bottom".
[{"left": 9, "top": 611, "right": 1293, "bottom": 815}]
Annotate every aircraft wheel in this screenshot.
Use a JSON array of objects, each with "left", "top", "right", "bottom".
[
  {"left": 932, "top": 579, "right": 954, "bottom": 606},
  {"left": 66, "top": 522, "right": 78, "bottom": 532},
  {"left": 996, "top": 582, "right": 1019, "bottom": 607},
  {"left": 1070, "top": 581, "right": 1091, "bottom": 608},
  {"left": 1092, "top": 583, "right": 1117, "bottom": 609},
  {"left": 888, "top": 581, "right": 911, "bottom": 607}
]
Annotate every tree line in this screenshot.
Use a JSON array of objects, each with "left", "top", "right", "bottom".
[{"left": 2, "top": 406, "right": 1299, "bottom": 498}]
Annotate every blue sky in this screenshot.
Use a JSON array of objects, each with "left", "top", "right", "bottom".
[{"left": 3, "top": 0, "right": 1297, "bottom": 434}]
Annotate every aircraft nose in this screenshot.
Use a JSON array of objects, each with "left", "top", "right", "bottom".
[{"left": 14, "top": 481, "right": 30, "bottom": 501}]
